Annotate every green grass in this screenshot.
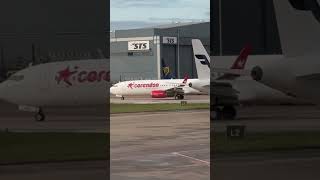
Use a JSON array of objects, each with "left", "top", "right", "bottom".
[
  {"left": 0, "top": 132, "right": 108, "bottom": 164},
  {"left": 213, "top": 132, "right": 320, "bottom": 153},
  {"left": 110, "top": 103, "right": 209, "bottom": 114}
]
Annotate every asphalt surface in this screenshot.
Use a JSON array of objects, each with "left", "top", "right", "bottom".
[
  {"left": 213, "top": 150, "right": 320, "bottom": 180},
  {"left": 0, "top": 101, "right": 108, "bottom": 132},
  {"left": 111, "top": 110, "right": 210, "bottom": 180},
  {"left": 0, "top": 161, "right": 109, "bottom": 180},
  {"left": 0, "top": 101, "right": 109, "bottom": 179},
  {"left": 110, "top": 94, "right": 209, "bottom": 104},
  {"left": 212, "top": 105, "right": 320, "bottom": 180},
  {"left": 213, "top": 105, "right": 320, "bottom": 132},
  {"left": 3, "top": 102, "right": 320, "bottom": 179}
]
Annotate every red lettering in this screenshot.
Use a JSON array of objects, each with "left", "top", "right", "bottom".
[
  {"left": 87, "top": 71, "right": 98, "bottom": 82},
  {"left": 78, "top": 71, "right": 87, "bottom": 82}
]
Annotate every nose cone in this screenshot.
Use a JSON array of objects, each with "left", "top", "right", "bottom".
[
  {"left": 110, "top": 85, "right": 120, "bottom": 95},
  {"left": 110, "top": 86, "right": 115, "bottom": 95}
]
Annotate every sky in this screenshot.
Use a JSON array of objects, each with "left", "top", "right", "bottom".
[{"left": 111, "top": 0, "right": 210, "bottom": 30}]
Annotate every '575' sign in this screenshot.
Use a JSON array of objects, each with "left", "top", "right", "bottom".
[{"left": 128, "top": 41, "right": 150, "bottom": 51}]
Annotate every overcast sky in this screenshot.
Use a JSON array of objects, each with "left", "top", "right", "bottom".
[{"left": 111, "top": 0, "right": 209, "bottom": 30}]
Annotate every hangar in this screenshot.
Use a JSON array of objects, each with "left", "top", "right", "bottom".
[
  {"left": 211, "top": 0, "right": 282, "bottom": 56},
  {"left": 0, "top": 0, "right": 108, "bottom": 79},
  {"left": 110, "top": 22, "right": 210, "bottom": 82}
]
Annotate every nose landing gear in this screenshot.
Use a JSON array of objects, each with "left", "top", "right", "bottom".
[{"left": 35, "top": 108, "right": 45, "bottom": 121}]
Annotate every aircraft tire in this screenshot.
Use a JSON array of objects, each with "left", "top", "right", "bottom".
[
  {"left": 35, "top": 109, "right": 45, "bottom": 121},
  {"left": 212, "top": 107, "right": 223, "bottom": 120},
  {"left": 178, "top": 95, "right": 184, "bottom": 100},
  {"left": 222, "top": 106, "right": 237, "bottom": 120},
  {"left": 121, "top": 96, "right": 125, "bottom": 100}
]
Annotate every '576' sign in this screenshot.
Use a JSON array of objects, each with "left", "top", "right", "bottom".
[{"left": 128, "top": 41, "right": 150, "bottom": 51}]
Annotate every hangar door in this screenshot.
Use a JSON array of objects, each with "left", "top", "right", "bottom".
[
  {"left": 179, "top": 45, "right": 195, "bottom": 78},
  {"left": 161, "top": 44, "right": 177, "bottom": 79}
]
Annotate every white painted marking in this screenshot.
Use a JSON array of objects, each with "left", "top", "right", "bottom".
[{"left": 172, "top": 152, "right": 210, "bottom": 166}]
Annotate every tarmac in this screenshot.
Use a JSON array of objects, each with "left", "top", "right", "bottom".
[
  {"left": 2, "top": 102, "right": 320, "bottom": 179},
  {"left": 212, "top": 105, "right": 320, "bottom": 180},
  {"left": 213, "top": 105, "right": 320, "bottom": 132},
  {"left": 110, "top": 95, "right": 210, "bottom": 104},
  {"left": 111, "top": 110, "right": 210, "bottom": 180}
]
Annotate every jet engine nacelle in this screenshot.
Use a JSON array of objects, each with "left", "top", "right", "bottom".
[
  {"left": 251, "top": 65, "right": 295, "bottom": 95},
  {"left": 151, "top": 90, "right": 167, "bottom": 98}
]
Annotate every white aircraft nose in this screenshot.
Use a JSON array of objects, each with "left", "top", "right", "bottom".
[{"left": 110, "top": 86, "right": 116, "bottom": 95}]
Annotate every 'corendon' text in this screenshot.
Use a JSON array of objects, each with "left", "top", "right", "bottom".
[
  {"left": 56, "top": 66, "right": 110, "bottom": 86},
  {"left": 127, "top": 82, "right": 159, "bottom": 89}
]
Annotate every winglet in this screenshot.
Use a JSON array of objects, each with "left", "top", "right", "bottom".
[
  {"left": 182, "top": 74, "right": 188, "bottom": 84},
  {"left": 230, "top": 44, "right": 252, "bottom": 69},
  {"left": 179, "top": 74, "right": 189, "bottom": 87}
]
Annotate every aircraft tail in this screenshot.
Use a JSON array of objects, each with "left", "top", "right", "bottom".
[
  {"left": 273, "top": 0, "right": 320, "bottom": 57},
  {"left": 192, "top": 39, "right": 210, "bottom": 79},
  {"left": 230, "top": 44, "right": 252, "bottom": 69},
  {"left": 178, "top": 74, "right": 189, "bottom": 87}
]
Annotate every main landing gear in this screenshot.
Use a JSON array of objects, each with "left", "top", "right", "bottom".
[
  {"left": 35, "top": 107, "right": 46, "bottom": 121},
  {"left": 121, "top": 96, "right": 125, "bottom": 100},
  {"left": 213, "top": 105, "right": 237, "bottom": 120},
  {"left": 175, "top": 94, "right": 184, "bottom": 100}
]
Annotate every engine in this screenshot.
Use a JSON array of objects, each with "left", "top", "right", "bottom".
[
  {"left": 251, "top": 65, "right": 295, "bottom": 95},
  {"left": 151, "top": 90, "right": 167, "bottom": 98}
]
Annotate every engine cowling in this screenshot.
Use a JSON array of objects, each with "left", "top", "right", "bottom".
[{"left": 151, "top": 90, "right": 167, "bottom": 98}]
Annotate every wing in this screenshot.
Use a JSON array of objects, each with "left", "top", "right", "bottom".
[
  {"left": 213, "top": 68, "right": 251, "bottom": 80},
  {"left": 296, "top": 73, "right": 320, "bottom": 80}
]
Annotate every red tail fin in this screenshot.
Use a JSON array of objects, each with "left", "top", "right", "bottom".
[
  {"left": 230, "top": 44, "right": 252, "bottom": 69},
  {"left": 182, "top": 74, "right": 189, "bottom": 84}
]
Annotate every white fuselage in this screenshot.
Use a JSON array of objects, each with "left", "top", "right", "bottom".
[
  {"left": 189, "top": 79, "right": 209, "bottom": 94},
  {"left": 255, "top": 52, "right": 320, "bottom": 103},
  {"left": 110, "top": 79, "right": 202, "bottom": 96},
  {"left": 0, "top": 59, "right": 109, "bottom": 107}
]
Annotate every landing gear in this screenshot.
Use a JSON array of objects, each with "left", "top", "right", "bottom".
[
  {"left": 121, "top": 96, "right": 125, "bottom": 100},
  {"left": 35, "top": 108, "right": 45, "bottom": 121},
  {"left": 175, "top": 94, "right": 184, "bottom": 100},
  {"left": 213, "top": 106, "right": 237, "bottom": 120}
]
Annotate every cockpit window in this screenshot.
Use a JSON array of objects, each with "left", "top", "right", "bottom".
[{"left": 8, "top": 75, "right": 24, "bottom": 81}]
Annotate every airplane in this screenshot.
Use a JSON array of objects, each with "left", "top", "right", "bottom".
[
  {"left": 0, "top": 59, "right": 109, "bottom": 121},
  {"left": 248, "top": 0, "right": 320, "bottom": 103},
  {"left": 190, "top": 39, "right": 251, "bottom": 94},
  {"left": 191, "top": 39, "right": 251, "bottom": 120},
  {"left": 110, "top": 75, "right": 202, "bottom": 100}
]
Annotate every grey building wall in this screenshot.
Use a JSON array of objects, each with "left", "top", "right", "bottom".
[
  {"left": 111, "top": 36, "right": 158, "bottom": 81},
  {"left": 0, "top": 0, "right": 108, "bottom": 70},
  {"left": 110, "top": 22, "right": 210, "bottom": 82},
  {"left": 211, "top": 0, "right": 281, "bottom": 56},
  {"left": 156, "top": 23, "right": 210, "bottom": 79}
]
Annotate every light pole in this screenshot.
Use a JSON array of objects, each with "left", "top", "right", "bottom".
[
  {"left": 177, "top": 28, "right": 180, "bottom": 79},
  {"left": 219, "top": 0, "right": 223, "bottom": 55}
]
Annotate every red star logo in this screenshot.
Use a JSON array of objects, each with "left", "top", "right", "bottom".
[
  {"left": 127, "top": 83, "right": 134, "bottom": 89},
  {"left": 55, "top": 67, "right": 77, "bottom": 86}
]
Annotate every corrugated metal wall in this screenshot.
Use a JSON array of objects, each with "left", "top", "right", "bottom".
[
  {"left": 0, "top": 0, "right": 108, "bottom": 69},
  {"left": 110, "top": 23, "right": 210, "bottom": 81},
  {"left": 211, "top": 0, "right": 281, "bottom": 56}
]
